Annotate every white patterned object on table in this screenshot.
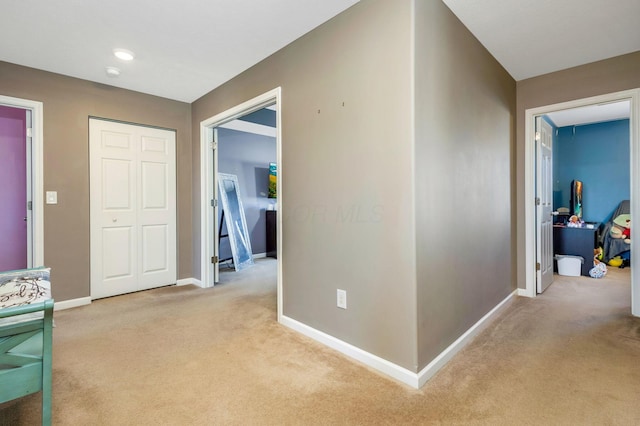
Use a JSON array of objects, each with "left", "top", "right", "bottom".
[{"left": 0, "top": 267, "right": 52, "bottom": 326}]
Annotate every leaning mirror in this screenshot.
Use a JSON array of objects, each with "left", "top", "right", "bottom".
[{"left": 218, "top": 173, "right": 254, "bottom": 271}]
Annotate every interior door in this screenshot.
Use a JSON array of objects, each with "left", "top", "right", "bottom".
[
  {"left": 0, "top": 105, "right": 29, "bottom": 272},
  {"left": 536, "top": 116, "right": 554, "bottom": 293},
  {"left": 90, "top": 119, "right": 176, "bottom": 299}
]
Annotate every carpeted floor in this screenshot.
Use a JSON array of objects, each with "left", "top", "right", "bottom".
[{"left": 2, "top": 259, "right": 639, "bottom": 425}]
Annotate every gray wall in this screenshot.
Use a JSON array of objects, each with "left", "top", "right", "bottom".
[
  {"left": 193, "top": 0, "right": 521, "bottom": 373},
  {"left": 0, "top": 61, "right": 193, "bottom": 302},
  {"left": 414, "top": 1, "right": 516, "bottom": 368},
  {"left": 217, "top": 127, "right": 276, "bottom": 260},
  {"left": 192, "top": 0, "right": 418, "bottom": 370},
  {"left": 515, "top": 51, "right": 640, "bottom": 289}
]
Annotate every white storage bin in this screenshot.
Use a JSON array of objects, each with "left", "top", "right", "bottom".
[{"left": 555, "top": 255, "right": 583, "bottom": 277}]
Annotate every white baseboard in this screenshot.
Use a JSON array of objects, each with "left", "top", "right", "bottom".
[
  {"left": 177, "top": 277, "right": 202, "bottom": 287},
  {"left": 253, "top": 252, "right": 267, "bottom": 259},
  {"left": 54, "top": 278, "right": 205, "bottom": 310},
  {"left": 416, "top": 290, "right": 516, "bottom": 387},
  {"left": 280, "top": 290, "right": 517, "bottom": 389},
  {"left": 280, "top": 315, "right": 420, "bottom": 388},
  {"left": 54, "top": 297, "right": 91, "bottom": 311},
  {"left": 517, "top": 288, "right": 531, "bottom": 297}
]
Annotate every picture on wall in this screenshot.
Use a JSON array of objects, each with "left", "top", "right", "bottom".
[{"left": 268, "top": 162, "right": 277, "bottom": 198}]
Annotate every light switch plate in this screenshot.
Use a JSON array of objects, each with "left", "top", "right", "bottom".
[{"left": 46, "top": 191, "right": 57, "bottom": 204}]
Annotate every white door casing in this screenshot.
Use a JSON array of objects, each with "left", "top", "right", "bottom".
[
  {"left": 199, "top": 87, "right": 282, "bottom": 320},
  {"left": 90, "top": 119, "right": 176, "bottom": 299},
  {"left": 536, "top": 117, "right": 554, "bottom": 293},
  {"left": 0, "top": 95, "right": 43, "bottom": 269},
  {"left": 25, "top": 109, "right": 33, "bottom": 268},
  {"left": 524, "top": 88, "right": 640, "bottom": 317},
  {"left": 212, "top": 127, "right": 220, "bottom": 284}
]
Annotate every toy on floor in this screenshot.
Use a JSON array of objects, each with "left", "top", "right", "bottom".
[
  {"left": 589, "top": 247, "right": 607, "bottom": 278},
  {"left": 594, "top": 246, "right": 603, "bottom": 262},
  {"left": 608, "top": 256, "right": 623, "bottom": 267}
]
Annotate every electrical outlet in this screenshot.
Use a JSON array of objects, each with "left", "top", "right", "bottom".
[{"left": 337, "top": 289, "right": 347, "bottom": 309}]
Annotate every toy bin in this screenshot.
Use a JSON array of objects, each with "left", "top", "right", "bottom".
[{"left": 555, "top": 255, "right": 584, "bottom": 277}]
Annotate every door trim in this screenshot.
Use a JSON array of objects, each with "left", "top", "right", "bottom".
[
  {"left": 199, "top": 87, "right": 282, "bottom": 320},
  {"left": 524, "top": 88, "right": 640, "bottom": 316},
  {"left": 0, "top": 95, "right": 44, "bottom": 268}
]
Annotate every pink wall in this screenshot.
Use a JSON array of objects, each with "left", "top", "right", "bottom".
[{"left": 0, "top": 105, "right": 27, "bottom": 271}]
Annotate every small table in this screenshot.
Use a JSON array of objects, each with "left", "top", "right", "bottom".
[{"left": 553, "top": 224, "right": 600, "bottom": 276}]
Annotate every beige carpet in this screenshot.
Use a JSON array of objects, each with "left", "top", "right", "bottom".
[{"left": 2, "top": 259, "right": 640, "bottom": 425}]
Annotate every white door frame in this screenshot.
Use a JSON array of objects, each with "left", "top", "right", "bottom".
[
  {"left": 0, "top": 95, "right": 44, "bottom": 268},
  {"left": 524, "top": 88, "right": 640, "bottom": 317},
  {"left": 199, "top": 87, "right": 282, "bottom": 320}
]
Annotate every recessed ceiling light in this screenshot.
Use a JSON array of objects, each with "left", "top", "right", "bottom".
[
  {"left": 105, "top": 66, "right": 121, "bottom": 77},
  {"left": 113, "top": 49, "right": 135, "bottom": 61}
]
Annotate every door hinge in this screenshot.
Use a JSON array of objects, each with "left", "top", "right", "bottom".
[
  {"left": 535, "top": 197, "right": 541, "bottom": 206},
  {"left": 26, "top": 128, "right": 33, "bottom": 138},
  {"left": 212, "top": 256, "right": 218, "bottom": 264},
  {"left": 209, "top": 141, "right": 217, "bottom": 150},
  {"left": 536, "top": 262, "right": 541, "bottom": 271},
  {"left": 27, "top": 201, "right": 33, "bottom": 211},
  {"left": 211, "top": 199, "right": 217, "bottom": 207}
]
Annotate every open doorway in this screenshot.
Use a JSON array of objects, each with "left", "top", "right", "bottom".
[
  {"left": 0, "top": 95, "right": 44, "bottom": 271},
  {"left": 215, "top": 106, "right": 277, "bottom": 273},
  {"left": 524, "top": 89, "right": 640, "bottom": 317},
  {"left": 200, "top": 88, "right": 283, "bottom": 320}
]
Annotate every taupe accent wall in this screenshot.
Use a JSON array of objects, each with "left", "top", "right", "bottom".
[
  {"left": 414, "top": 1, "right": 516, "bottom": 368},
  {"left": 0, "top": 61, "right": 192, "bottom": 302},
  {"left": 192, "top": 0, "right": 419, "bottom": 369},
  {"left": 515, "top": 51, "right": 640, "bottom": 289}
]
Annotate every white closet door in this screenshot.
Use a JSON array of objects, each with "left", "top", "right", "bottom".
[
  {"left": 90, "top": 119, "right": 176, "bottom": 299},
  {"left": 137, "top": 127, "right": 177, "bottom": 290}
]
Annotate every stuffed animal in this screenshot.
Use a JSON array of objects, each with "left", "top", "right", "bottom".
[
  {"left": 590, "top": 247, "right": 607, "bottom": 278},
  {"left": 611, "top": 214, "right": 631, "bottom": 244},
  {"left": 567, "top": 215, "right": 581, "bottom": 227},
  {"left": 622, "top": 219, "right": 631, "bottom": 243},
  {"left": 608, "top": 256, "right": 624, "bottom": 267},
  {"left": 594, "top": 247, "right": 603, "bottom": 262},
  {"left": 590, "top": 261, "right": 607, "bottom": 278}
]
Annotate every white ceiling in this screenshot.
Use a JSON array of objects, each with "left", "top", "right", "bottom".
[
  {"left": 1, "top": 0, "right": 639, "bottom": 126},
  {"left": 442, "top": 0, "right": 640, "bottom": 82},
  {"left": 0, "top": 0, "right": 359, "bottom": 103},
  {"left": 546, "top": 101, "right": 631, "bottom": 128},
  {"left": 442, "top": 0, "right": 639, "bottom": 126}
]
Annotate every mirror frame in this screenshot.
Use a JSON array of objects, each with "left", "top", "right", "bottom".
[{"left": 218, "top": 173, "right": 254, "bottom": 271}]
